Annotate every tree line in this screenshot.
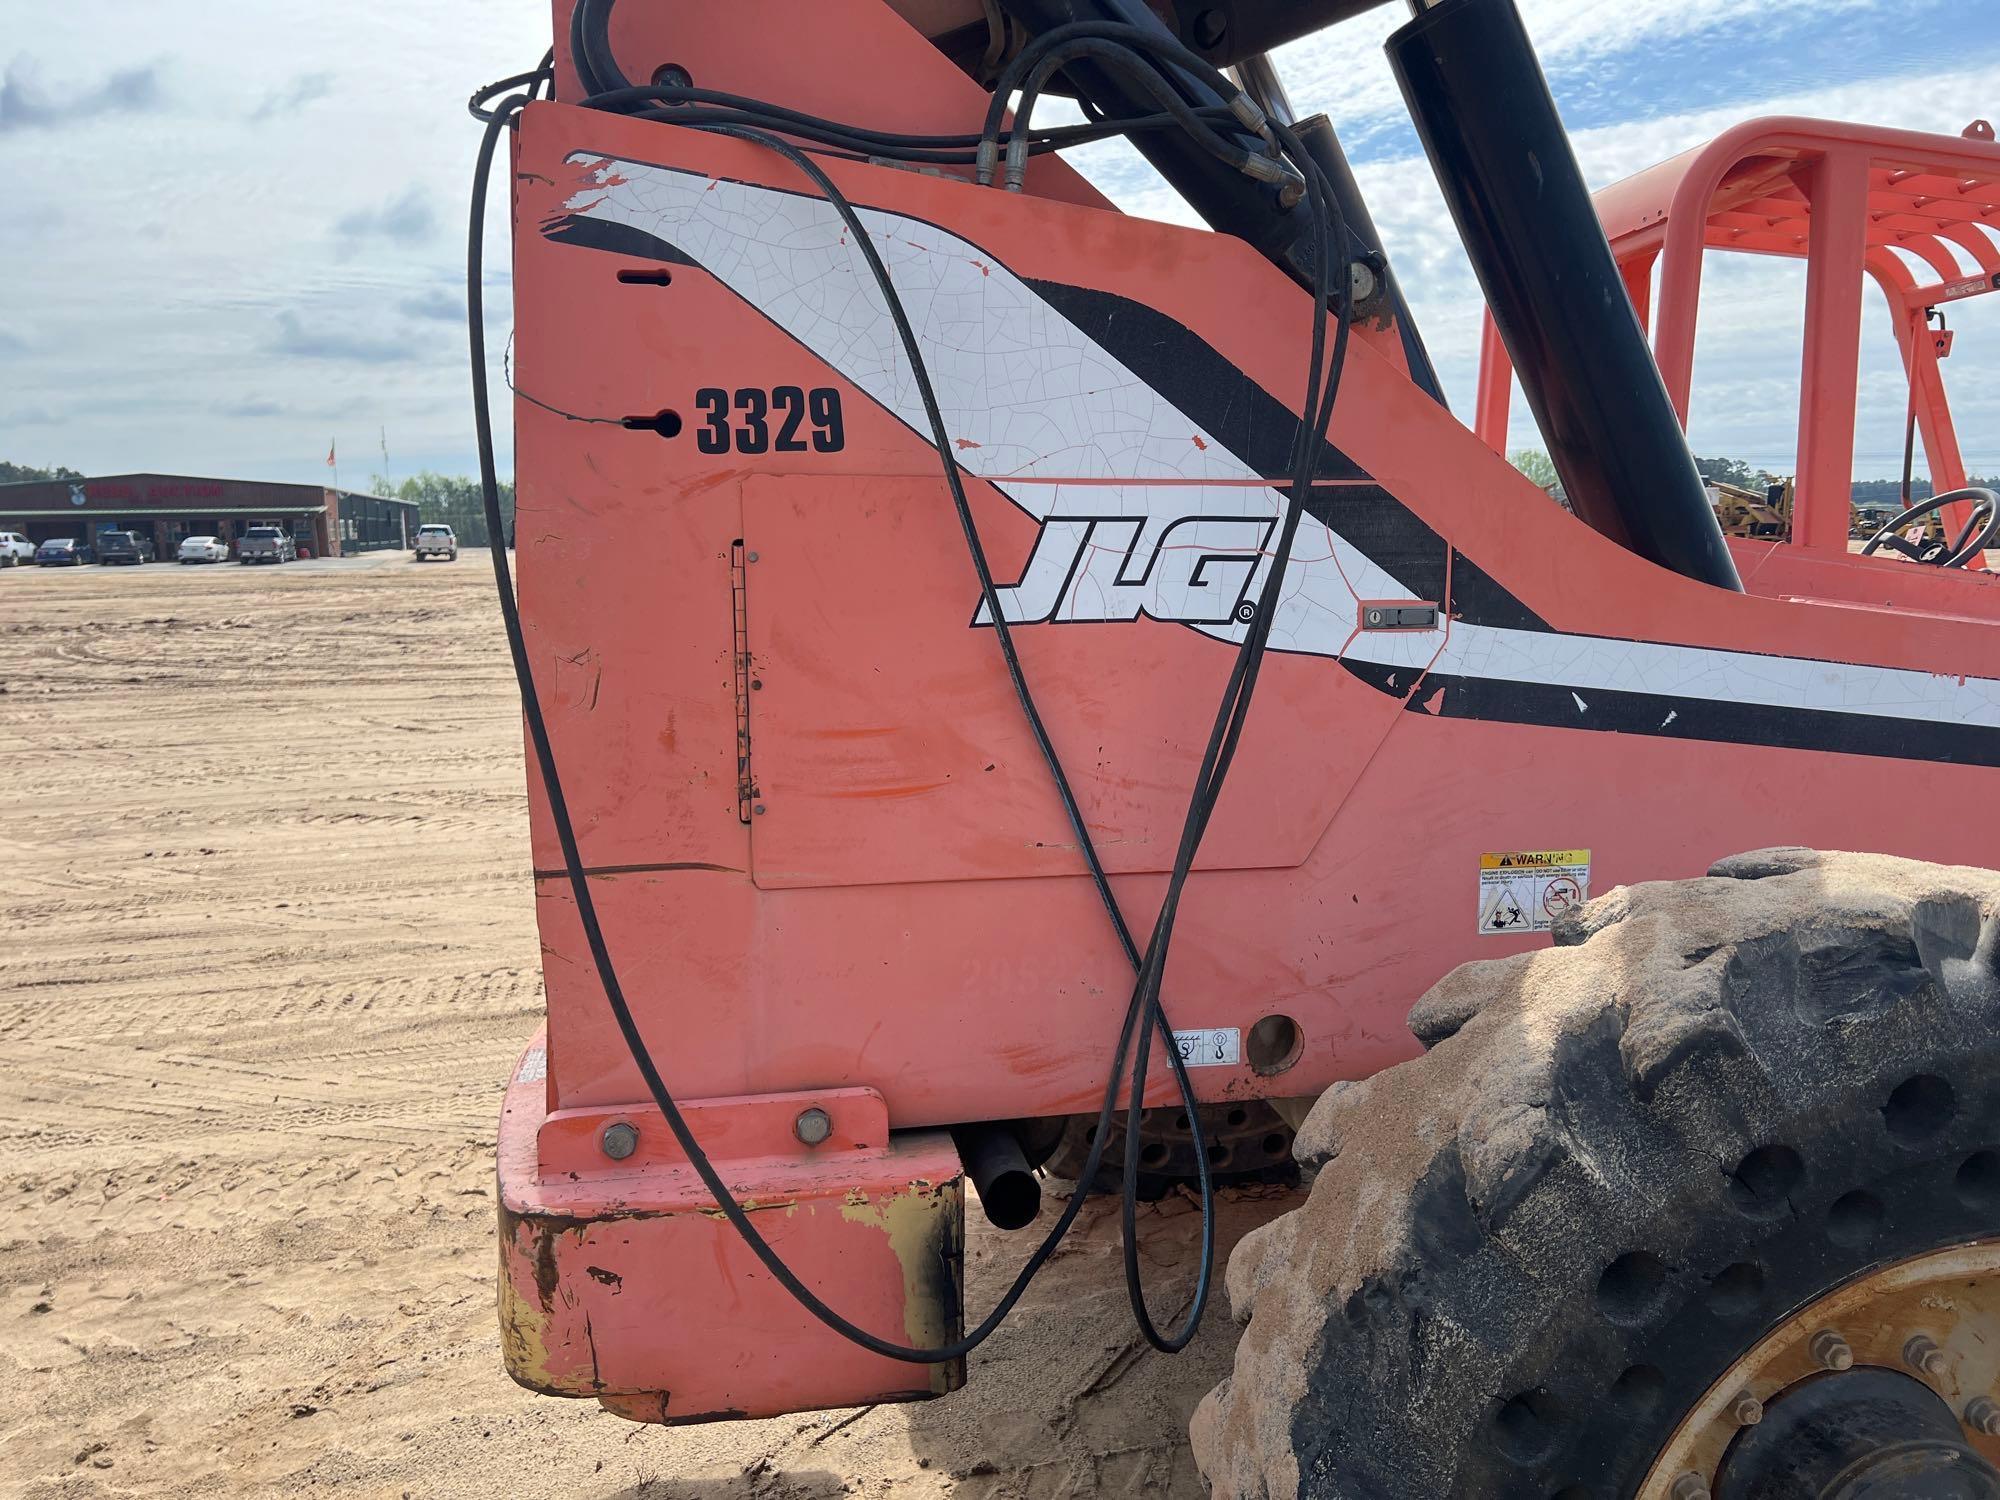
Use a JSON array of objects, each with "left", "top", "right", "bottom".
[
  {"left": 0, "top": 461, "right": 85, "bottom": 484},
  {"left": 366, "top": 472, "right": 515, "bottom": 549},
  {"left": 1510, "top": 450, "right": 1993, "bottom": 505}
]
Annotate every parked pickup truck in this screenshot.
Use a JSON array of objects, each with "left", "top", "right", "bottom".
[
  {"left": 237, "top": 526, "right": 297, "bottom": 565},
  {"left": 413, "top": 524, "right": 457, "bottom": 562}
]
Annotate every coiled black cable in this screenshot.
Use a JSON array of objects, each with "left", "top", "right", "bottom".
[
  {"left": 577, "top": 83, "right": 1245, "bottom": 165},
  {"left": 466, "top": 8, "right": 1351, "bottom": 1365},
  {"left": 469, "top": 49, "right": 554, "bottom": 123},
  {"left": 1004, "top": 36, "right": 1261, "bottom": 187}
]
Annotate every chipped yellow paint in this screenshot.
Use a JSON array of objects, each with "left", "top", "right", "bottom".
[
  {"left": 838, "top": 1178, "right": 966, "bottom": 1395},
  {"left": 500, "top": 1168, "right": 965, "bottom": 1403},
  {"left": 496, "top": 1221, "right": 567, "bottom": 1394},
  {"left": 696, "top": 1197, "right": 800, "bottom": 1221}
]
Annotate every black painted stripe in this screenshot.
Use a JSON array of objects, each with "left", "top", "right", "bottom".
[
  {"left": 1025, "top": 278, "right": 1553, "bottom": 634},
  {"left": 1341, "top": 658, "right": 2000, "bottom": 768},
  {"left": 544, "top": 212, "right": 694, "bottom": 266},
  {"left": 536, "top": 163, "right": 2000, "bottom": 769}
]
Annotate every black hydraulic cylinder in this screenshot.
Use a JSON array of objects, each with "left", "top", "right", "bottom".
[
  {"left": 1388, "top": 0, "right": 1742, "bottom": 590},
  {"left": 1292, "top": 111, "right": 1445, "bottom": 404}
]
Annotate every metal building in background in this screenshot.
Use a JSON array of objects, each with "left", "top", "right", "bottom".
[{"left": 0, "top": 473, "right": 419, "bottom": 559}]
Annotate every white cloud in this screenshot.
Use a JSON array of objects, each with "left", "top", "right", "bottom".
[
  {"left": 1059, "top": 40, "right": 2000, "bottom": 481},
  {"left": 0, "top": 55, "right": 169, "bottom": 134},
  {"left": 0, "top": 1, "right": 1993, "bottom": 486},
  {"left": 335, "top": 184, "right": 438, "bottom": 246},
  {"left": 0, "top": 3, "right": 543, "bottom": 482}
]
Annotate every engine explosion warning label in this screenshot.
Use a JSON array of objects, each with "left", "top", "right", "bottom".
[{"left": 1477, "top": 850, "right": 1590, "bottom": 935}]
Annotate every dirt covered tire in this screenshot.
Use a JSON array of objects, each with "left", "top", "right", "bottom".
[{"left": 1191, "top": 848, "right": 2000, "bottom": 1499}]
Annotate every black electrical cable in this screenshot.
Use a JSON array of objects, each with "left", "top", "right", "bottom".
[
  {"left": 471, "top": 91, "right": 1185, "bottom": 1364},
  {"left": 580, "top": 81, "right": 1245, "bottom": 163},
  {"left": 508, "top": 22, "right": 1351, "bottom": 1351},
  {"left": 566, "top": 0, "right": 598, "bottom": 97},
  {"left": 1003, "top": 37, "right": 1261, "bottom": 188},
  {"left": 470, "top": 49, "right": 553, "bottom": 123},
  {"left": 578, "top": 0, "right": 630, "bottom": 95},
  {"left": 467, "top": 12, "right": 1352, "bottom": 1362},
  {"left": 1112, "top": 119, "right": 1351, "bottom": 1346},
  {"left": 978, "top": 19, "right": 1273, "bottom": 160},
  {"left": 604, "top": 104, "right": 1241, "bottom": 169}
]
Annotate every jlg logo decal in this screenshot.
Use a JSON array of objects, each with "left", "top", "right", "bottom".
[{"left": 973, "top": 513, "right": 1276, "bottom": 626}]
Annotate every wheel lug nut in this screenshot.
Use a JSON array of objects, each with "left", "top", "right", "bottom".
[
  {"left": 1904, "top": 1334, "right": 1948, "bottom": 1378},
  {"left": 1810, "top": 1329, "right": 1854, "bottom": 1371},
  {"left": 1671, "top": 1474, "right": 1712, "bottom": 1500},
  {"left": 1968, "top": 1397, "right": 2000, "bottom": 1437},
  {"left": 1729, "top": 1389, "right": 1763, "bottom": 1427}
]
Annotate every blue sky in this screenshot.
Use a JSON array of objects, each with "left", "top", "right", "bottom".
[{"left": 2, "top": 0, "right": 1997, "bottom": 487}]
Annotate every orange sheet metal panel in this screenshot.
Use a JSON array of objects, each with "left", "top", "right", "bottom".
[
  {"left": 497, "top": 1035, "right": 964, "bottom": 1420},
  {"left": 512, "top": 103, "right": 2000, "bottom": 1139}
]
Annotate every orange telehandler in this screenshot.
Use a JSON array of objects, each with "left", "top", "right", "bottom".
[{"left": 468, "top": 2, "right": 2000, "bottom": 1494}]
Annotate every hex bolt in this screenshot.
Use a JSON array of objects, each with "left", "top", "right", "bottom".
[
  {"left": 1967, "top": 1397, "right": 2000, "bottom": 1438},
  {"left": 1904, "top": 1334, "right": 1949, "bottom": 1379},
  {"left": 600, "top": 1121, "right": 639, "bottom": 1160},
  {"left": 1729, "top": 1389, "right": 1764, "bottom": 1428},
  {"left": 753, "top": 803, "right": 767, "bottom": 816},
  {"left": 1811, "top": 1329, "right": 1855, "bottom": 1371},
  {"left": 1671, "top": 1473, "right": 1712, "bottom": 1500},
  {"left": 794, "top": 1107, "right": 832, "bottom": 1146}
]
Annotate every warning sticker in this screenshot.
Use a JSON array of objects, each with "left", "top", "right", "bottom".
[
  {"left": 1172, "top": 1028, "right": 1241, "bottom": 1068},
  {"left": 1477, "top": 850, "right": 1590, "bottom": 936}
]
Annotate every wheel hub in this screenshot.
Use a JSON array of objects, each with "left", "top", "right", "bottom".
[
  {"left": 1717, "top": 1368, "right": 1998, "bottom": 1499},
  {"left": 1642, "top": 1242, "right": 2000, "bottom": 1499}
]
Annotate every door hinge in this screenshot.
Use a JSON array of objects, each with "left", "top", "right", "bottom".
[{"left": 731, "top": 540, "right": 758, "bottom": 824}]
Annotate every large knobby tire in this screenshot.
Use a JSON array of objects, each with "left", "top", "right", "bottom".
[{"left": 1192, "top": 848, "right": 2000, "bottom": 1499}]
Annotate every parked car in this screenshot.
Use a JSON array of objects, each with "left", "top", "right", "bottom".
[
  {"left": 34, "top": 537, "right": 90, "bottom": 566},
  {"left": 96, "top": 530, "right": 157, "bottom": 565},
  {"left": 414, "top": 524, "right": 458, "bottom": 562},
  {"left": 0, "top": 531, "right": 33, "bottom": 567},
  {"left": 237, "top": 526, "right": 297, "bottom": 565},
  {"left": 177, "top": 535, "right": 230, "bottom": 564}
]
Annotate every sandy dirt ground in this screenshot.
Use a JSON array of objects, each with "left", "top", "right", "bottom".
[{"left": 0, "top": 551, "right": 1296, "bottom": 1499}]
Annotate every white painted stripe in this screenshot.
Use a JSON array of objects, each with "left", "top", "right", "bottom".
[
  {"left": 1393, "top": 622, "right": 2000, "bottom": 729},
  {"left": 558, "top": 155, "right": 2000, "bottom": 735}
]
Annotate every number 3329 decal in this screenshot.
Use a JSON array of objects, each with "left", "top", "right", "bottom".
[{"left": 694, "top": 386, "right": 845, "bottom": 454}]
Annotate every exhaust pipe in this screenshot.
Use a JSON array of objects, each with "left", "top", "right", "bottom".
[
  {"left": 1387, "top": 0, "right": 1742, "bottom": 591},
  {"left": 951, "top": 1123, "right": 1042, "bottom": 1231}
]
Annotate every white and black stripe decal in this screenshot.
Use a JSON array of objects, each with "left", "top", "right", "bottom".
[{"left": 540, "top": 153, "right": 2000, "bottom": 767}]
